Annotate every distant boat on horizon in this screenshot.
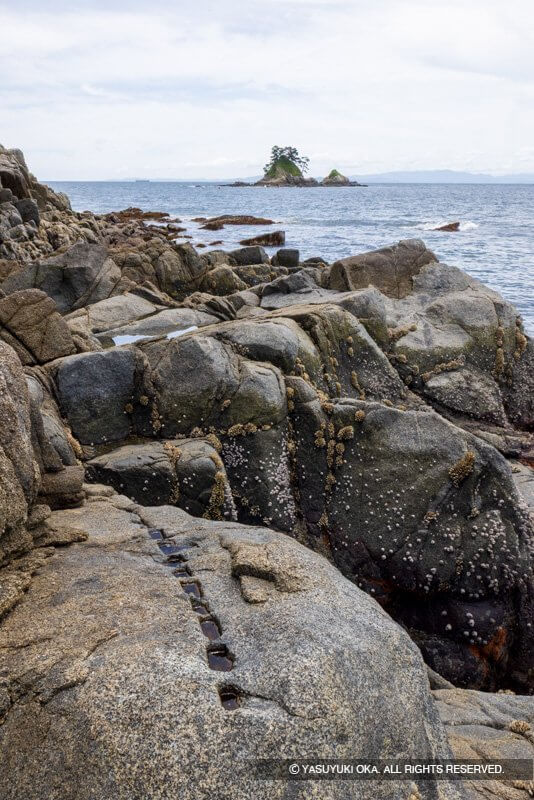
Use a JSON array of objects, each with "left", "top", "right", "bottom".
[{"left": 134, "top": 179, "right": 151, "bottom": 183}]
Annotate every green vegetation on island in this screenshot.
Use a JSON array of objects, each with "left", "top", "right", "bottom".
[{"left": 256, "top": 145, "right": 317, "bottom": 186}]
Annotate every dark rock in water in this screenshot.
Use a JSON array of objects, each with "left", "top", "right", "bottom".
[
  {"left": 272, "top": 248, "right": 299, "bottom": 268},
  {"left": 200, "top": 221, "right": 224, "bottom": 231},
  {"left": 228, "top": 245, "right": 270, "bottom": 266},
  {"left": 434, "top": 221, "right": 460, "bottom": 232},
  {"left": 105, "top": 207, "right": 173, "bottom": 223},
  {"left": 239, "top": 231, "right": 285, "bottom": 247},
  {"left": 14, "top": 198, "right": 40, "bottom": 226},
  {"left": 202, "top": 215, "right": 275, "bottom": 226}
]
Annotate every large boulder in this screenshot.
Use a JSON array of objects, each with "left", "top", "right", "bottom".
[
  {"left": 379, "top": 256, "right": 534, "bottom": 430},
  {"left": 51, "top": 348, "right": 149, "bottom": 446},
  {"left": 0, "top": 289, "right": 76, "bottom": 364},
  {"left": 327, "top": 239, "right": 437, "bottom": 298},
  {"left": 289, "top": 393, "right": 534, "bottom": 691},
  {"left": 229, "top": 245, "right": 270, "bottom": 266},
  {"left": 86, "top": 439, "right": 236, "bottom": 520},
  {"left": 143, "top": 333, "right": 287, "bottom": 436},
  {"left": 112, "top": 241, "right": 208, "bottom": 299},
  {"left": 0, "top": 491, "right": 463, "bottom": 800},
  {"left": 0, "top": 342, "right": 40, "bottom": 568},
  {"left": 1, "top": 243, "right": 128, "bottom": 313}
]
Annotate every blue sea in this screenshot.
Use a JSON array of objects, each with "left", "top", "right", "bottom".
[{"left": 48, "top": 181, "right": 534, "bottom": 333}]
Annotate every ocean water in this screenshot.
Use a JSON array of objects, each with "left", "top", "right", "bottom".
[{"left": 48, "top": 181, "right": 534, "bottom": 333}]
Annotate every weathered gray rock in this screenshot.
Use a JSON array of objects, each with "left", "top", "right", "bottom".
[
  {"left": 1, "top": 243, "right": 128, "bottom": 313},
  {"left": 328, "top": 239, "right": 437, "bottom": 298},
  {"left": 217, "top": 319, "right": 300, "bottom": 372},
  {"left": 423, "top": 367, "right": 507, "bottom": 426},
  {"left": 64, "top": 292, "right": 163, "bottom": 335},
  {"left": 26, "top": 373, "right": 79, "bottom": 471},
  {"left": 513, "top": 461, "right": 534, "bottom": 515},
  {"left": 14, "top": 198, "right": 40, "bottom": 226},
  {"left": 113, "top": 241, "right": 208, "bottom": 299},
  {"left": 0, "top": 491, "right": 463, "bottom": 800},
  {"left": 98, "top": 306, "right": 217, "bottom": 340},
  {"left": 0, "top": 145, "right": 70, "bottom": 211},
  {"left": 200, "top": 264, "right": 247, "bottom": 295},
  {"left": 435, "top": 687, "right": 534, "bottom": 800},
  {"left": 143, "top": 333, "right": 287, "bottom": 436},
  {"left": 503, "top": 338, "right": 534, "bottom": 429},
  {"left": 382, "top": 257, "right": 532, "bottom": 430},
  {"left": 0, "top": 342, "right": 39, "bottom": 569}
]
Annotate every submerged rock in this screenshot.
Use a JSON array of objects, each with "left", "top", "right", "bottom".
[
  {"left": 434, "top": 221, "right": 460, "bottom": 232},
  {"left": 239, "top": 231, "right": 285, "bottom": 247}
]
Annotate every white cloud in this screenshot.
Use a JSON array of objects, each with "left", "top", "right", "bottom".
[{"left": 1, "top": 0, "right": 533, "bottom": 178}]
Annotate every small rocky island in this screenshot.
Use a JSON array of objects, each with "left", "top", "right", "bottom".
[
  {"left": 321, "top": 168, "right": 364, "bottom": 186},
  {"left": 1, "top": 143, "right": 534, "bottom": 800},
  {"left": 228, "top": 147, "right": 365, "bottom": 187}
]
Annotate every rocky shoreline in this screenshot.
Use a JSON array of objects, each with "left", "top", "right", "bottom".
[{"left": 1, "top": 144, "right": 534, "bottom": 799}]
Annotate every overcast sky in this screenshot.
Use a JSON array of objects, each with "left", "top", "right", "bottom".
[{"left": 2, "top": 0, "right": 533, "bottom": 179}]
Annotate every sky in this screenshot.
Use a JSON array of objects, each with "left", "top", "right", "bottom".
[{"left": 1, "top": 0, "right": 534, "bottom": 180}]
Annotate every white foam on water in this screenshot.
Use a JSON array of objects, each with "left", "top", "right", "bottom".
[
  {"left": 166, "top": 326, "right": 198, "bottom": 340},
  {"left": 459, "top": 221, "right": 479, "bottom": 231},
  {"left": 414, "top": 220, "right": 479, "bottom": 231}
]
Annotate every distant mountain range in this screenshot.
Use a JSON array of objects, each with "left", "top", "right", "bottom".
[
  {"left": 52, "top": 170, "right": 534, "bottom": 184},
  {"left": 348, "top": 170, "right": 534, "bottom": 184}
]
